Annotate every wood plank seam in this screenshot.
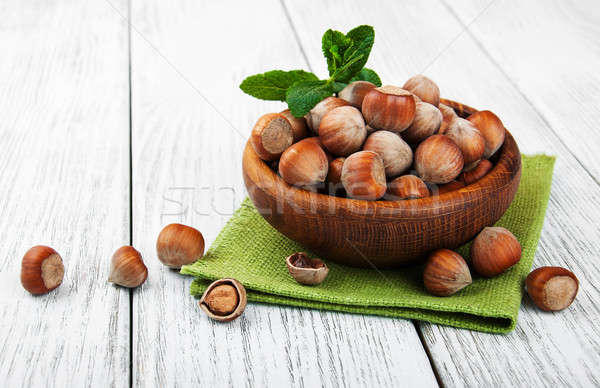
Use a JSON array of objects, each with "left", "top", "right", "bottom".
[{"left": 439, "top": 0, "right": 600, "bottom": 188}]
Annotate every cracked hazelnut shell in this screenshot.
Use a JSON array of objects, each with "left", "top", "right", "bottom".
[
  {"left": 286, "top": 252, "right": 329, "bottom": 285},
  {"left": 199, "top": 278, "right": 247, "bottom": 322}
]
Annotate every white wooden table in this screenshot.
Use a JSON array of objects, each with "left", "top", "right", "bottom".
[{"left": 1, "top": 0, "right": 599, "bottom": 386}]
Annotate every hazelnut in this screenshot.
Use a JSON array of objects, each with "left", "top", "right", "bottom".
[
  {"left": 341, "top": 151, "right": 387, "bottom": 200},
  {"left": 444, "top": 118, "right": 485, "bottom": 171},
  {"left": 402, "top": 75, "right": 440, "bottom": 107},
  {"left": 156, "top": 223, "right": 205, "bottom": 268},
  {"left": 278, "top": 137, "right": 329, "bottom": 187},
  {"left": 305, "top": 96, "right": 350, "bottom": 134},
  {"left": 362, "top": 86, "right": 416, "bottom": 133},
  {"left": 279, "top": 108, "right": 308, "bottom": 142},
  {"left": 286, "top": 252, "right": 329, "bottom": 285},
  {"left": 327, "top": 157, "right": 345, "bottom": 185},
  {"left": 20, "top": 245, "right": 64, "bottom": 295},
  {"left": 403, "top": 102, "right": 443, "bottom": 144},
  {"left": 250, "top": 113, "right": 294, "bottom": 161},
  {"left": 526, "top": 267, "right": 579, "bottom": 311},
  {"left": 432, "top": 180, "right": 465, "bottom": 196},
  {"left": 460, "top": 159, "right": 493, "bottom": 185},
  {"left": 338, "top": 81, "right": 376, "bottom": 110},
  {"left": 108, "top": 246, "right": 148, "bottom": 288},
  {"left": 414, "top": 135, "right": 464, "bottom": 184},
  {"left": 423, "top": 249, "right": 472, "bottom": 296},
  {"left": 362, "top": 131, "right": 413, "bottom": 178},
  {"left": 438, "top": 103, "right": 458, "bottom": 134},
  {"left": 319, "top": 106, "right": 367, "bottom": 156},
  {"left": 467, "top": 110, "right": 506, "bottom": 158},
  {"left": 199, "top": 278, "right": 247, "bottom": 322},
  {"left": 387, "top": 175, "right": 429, "bottom": 200},
  {"left": 470, "top": 227, "right": 521, "bottom": 277}
]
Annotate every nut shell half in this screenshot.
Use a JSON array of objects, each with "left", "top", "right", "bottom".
[
  {"left": 199, "top": 278, "right": 247, "bottom": 322},
  {"left": 286, "top": 252, "right": 329, "bottom": 285}
]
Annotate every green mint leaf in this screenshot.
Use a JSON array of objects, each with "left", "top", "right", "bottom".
[
  {"left": 322, "top": 29, "right": 352, "bottom": 76},
  {"left": 286, "top": 80, "right": 334, "bottom": 117},
  {"left": 350, "top": 68, "right": 382, "bottom": 86},
  {"left": 331, "top": 54, "right": 364, "bottom": 82},
  {"left": 334, "top": 25, "right": 375, "bottom": 82},
  {"left": 332, "top": 82, "right": 347, "bottom": 93},
  {"left": 239, "top": 70, "right": 318, "bottom": 101}
]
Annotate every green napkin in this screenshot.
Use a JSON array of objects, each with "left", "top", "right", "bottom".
[{"left": 181, "top": 155, "right": 555, "bottom": 333}]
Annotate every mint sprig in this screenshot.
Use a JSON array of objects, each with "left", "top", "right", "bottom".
[{"left": 239, "top": 25, "right": 381, "bottom": 117}]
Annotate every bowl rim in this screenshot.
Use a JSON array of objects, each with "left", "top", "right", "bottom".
[{"left": 243, "top": 98, "right": 521, "bottom": 216}]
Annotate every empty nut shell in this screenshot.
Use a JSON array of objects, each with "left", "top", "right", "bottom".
[
  {"left": 199, "top": 278, "right": 247, "bottom": 322},
  {"left": 286, "top": 252, "right": 329, "bottom": 285}
]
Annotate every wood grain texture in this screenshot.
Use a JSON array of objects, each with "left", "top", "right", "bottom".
[
  {"left": 0, "top": 0, "right": 130, "bottom": 386},
  {"left": 445, "top": 0, "right": 600, "bottom": 182},
  {"left": 243, "top": 101, "right": 522, "bottom": 267},
  {"left": 283, "top": 0, "right": 600, "bottom": 386},
  {"left": 130, "top": 0, "right": 436, "bottom": 386}
]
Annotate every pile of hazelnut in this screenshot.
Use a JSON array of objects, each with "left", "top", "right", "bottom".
[{"left": 250, "top": 75, "right": 507, "bottom": 200}]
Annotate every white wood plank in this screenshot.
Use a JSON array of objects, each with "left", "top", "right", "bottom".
[
  {"left": 0, "top": 0, "right": 130, "bottom": 386},
  {"left": 130, "top": 0, "right": 437, "bottom": 387},
  {"left": 445, "top": 0, "right": 600, "bottom": 181},
  {"left": 284, "top": 0, "right": 600, "bottom": 386}
]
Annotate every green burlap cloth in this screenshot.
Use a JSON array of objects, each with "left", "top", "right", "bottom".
[{"left": 181, "top": 155, "right": 555, "bottom": 333}]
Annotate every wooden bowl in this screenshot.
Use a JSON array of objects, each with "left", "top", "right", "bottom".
[{"left": 242, "top": 99, "right": 521, "bottom": 268}]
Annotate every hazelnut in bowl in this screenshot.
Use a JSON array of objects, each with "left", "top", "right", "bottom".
[{"left": 242, "top": 99, "right": 521, "bottom": 268}]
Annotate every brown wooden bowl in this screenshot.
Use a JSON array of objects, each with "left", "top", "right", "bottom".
[{"left": 242, "top": 99, "right": 521, "bottom": 268}]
